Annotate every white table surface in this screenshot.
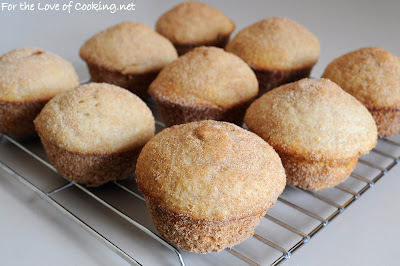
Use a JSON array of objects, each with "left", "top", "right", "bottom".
[{"left": 1, "top": 1, "right": 400, "bottom": 265}]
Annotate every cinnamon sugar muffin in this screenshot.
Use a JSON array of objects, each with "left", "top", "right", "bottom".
[
  {"left": 80, "top": 22, "right": 178, "bottom": 98},
  {"left": 156, "top": 1, "right": 235, "bottom": 55},
  {"left": 245, "top": 78, "right": 377, "bottom": 190},
  {"left": 136, "top": 120, "right": 286, "bottom": 253},
  {"left": 322, "top": 47, "right": 400, "bottom": 137},
  {"left": 149, "top": 46, "right": 258, "bottom": 127},
  {"left": 34, "top": 83, "right": 155, "bottom": 187},
  {"left": 226, "top": 17, "right": 320, "bottom": 96},
  {"left": 0, "top": 48, "right": 78, "bottom": 137}
]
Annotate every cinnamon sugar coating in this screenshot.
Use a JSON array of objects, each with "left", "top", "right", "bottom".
[
  {"left": 0, "top": 48, "right": 78, "bottom": 102},
  {"left": 80, "top": 22, "right": 177, "bottom": 75},
  {"left": 322, "top": 47, "right": 400, "bottom": 137},
  {"left": 149, "top": 46, "right": 258, "bottom": 109},
  {"left": 136, "top": 120, "right": 286, "bottom": 221},
  {"left": 225, "top": 17, "right": 320, "bottom": 71},
  {"left": 156, "top": 1, "right": 234, "bottom": 46},
  {"left": 34, "top": 83, "right": 155, "bottom": 154},
  {"left": 245, "top": 78, "right": 377, "bottom": 161}
]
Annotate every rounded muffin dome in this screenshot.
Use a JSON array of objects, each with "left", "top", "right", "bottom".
[
  {"left": 226, "top": 17, "right": 320, "bottom": 71},
  {"left": 80, "top": 22, "right": 178, "bottom": 75},
  {"left": 149, "top": 46, "right": 258, "bottom": 109},
  {"left": 156, "top": 1, "right": 235, "bottom": 45},
  {"left": 0, "top": 48, "right": 78, "bottom": 102},
  {"left": 136, "top": 120, "right": 286, "bottom": 221},
  {"left": 245, "top": 78, "right": 377, "bottom": 161},
  {"left": 34, "top": 82, "right": 155, "bottom": 154}
]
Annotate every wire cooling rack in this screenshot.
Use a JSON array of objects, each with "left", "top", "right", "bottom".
[{"left": 0, "top": 98, "right": 399, "bottom": 265}]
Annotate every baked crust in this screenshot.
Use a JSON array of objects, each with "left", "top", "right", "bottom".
[
  {"left": 80, "top": 22, "right": 177, "bottom": 75},
  {"left": 0, "top": 99, "right": 48, "bottom": 137},
  {"left": 156, "top": 1, "right": 234, "bottom": 46},
  {"left": 149, "top": 47, "right": 258, "bottom": 125},
  {"left": 0, "top": 48, "right": 78, "bottom": 102},
  {"left": 34, "top": 83, "right": 155, "bottom": 154},
  {"left": 322, "top": 47, "right": 400, "bottom": 109},
  {"left": 225, "top": 17, "right": 320, "bottom": 71},
  {"left": 0, "top": 48, "right": 78, "bottom": 136},
  {"left": 41, "top": 138, "right": 142, "bottom": 187},
  {"left": 245, "top": 78, "right": 377, "bottom": 190},
  {"left": 278, "top": 151, "right": 359, "bottom": 190},
  {"left": 34, "top": 83, "right": 155, "bottom": 186},
  {"left": 86, "top": 63, "right": 158, "bottom": 99},
  {"left": 173, "top": 34, "right": 230, "bottom": 56},
  {"left": 368, "top": 106, "right": 400, "bottom": 137},
  {"left": 245, "top": 78, "right": 377, "bottom": 161},
  {"left": 253, "top": 65, "right": 313, "bottom": 96},
  {"left": 145, "top": 197, "right": 268, "bottom": 253},
  {"left": 322, "top": 47, "right": 400, "bottom": 137},
  {"left": 155, "top": 97, "right": 252, "bottom": 127},
  {"left": 136, "top": 120, "right": 285, "bottom": 252}
]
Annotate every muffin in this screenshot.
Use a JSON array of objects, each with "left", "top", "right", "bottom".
[
  {"left": 156, "top": 1, "right": 235, "bottom": 55},
  {"left": 80, "top": 22, "right": 178, "bottom": 99},
  {"left": 136, "top": 120, "right": 286, "bottom": 253},
  {"left": 226, "top": 17, "right": 320, "bottom": 96},
  {"left": 149, "top": 46, "right": 258, "bottom": 127},
  {"left": 245, "top": 78, "right": 377, "bottom": 190},
  {"left": 34, "top": 83, "right": 155, "bottom": 187},
  {"left": 322, "top": 47, "right": 400, "bottom": 137},
  {"left": 0, "top": 48, "right": 78, "bottom": 137}
]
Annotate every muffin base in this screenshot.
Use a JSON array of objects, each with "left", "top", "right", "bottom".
[
  {"left": 253, "top": 66, "right": 313, "bottom": 96},
  {"left": 174, "top": 35, "right": 231, "bottom": 56},
  {"left": 87, "top": 63, "right": 158, "bottom": 99},
  {"left": 278, "top": 151, "right": 359, "bottom": 190},
  {"left": 145, "top": 197, "right": 267, "bottom": 253},
  {"left": 368, "top": 107, "right": 400, "bottom": 138},
  {"left": 155, "top": 98, "right": 252, "bottom": 127},
  {"left": 0, "top": 99, "right": 48, "bottom": 137},
  {"left": 40, "top": 138, "right": 142, "bottom": 187}
]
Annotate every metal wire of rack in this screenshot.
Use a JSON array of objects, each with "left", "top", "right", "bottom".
[{"left": 0, "top": 98, "right": 399, "bottom": 266}]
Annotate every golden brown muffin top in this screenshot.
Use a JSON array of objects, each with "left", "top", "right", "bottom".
[
  {"left": 149, "top": 46, "right": 258, "bottom": 108},
  {"left": 136, "top": 120, "right": 286, "bottom": 221},
  {"left": 322, "top": 47, "right": 400, "bottom": 109},
  {"left": 0, "top": 48, "right": 78, "bottom": 102},
  {"left": 225, "top": 17, "right": 320, "bottom": 71},
  {"left": 80, "top": 22, "right": 178, "bottom": 75},
  {"left": 245, "top": 78, "right": 377, "bottom": 160},
  {"left": 156, "top": 1, "right": 235, "bottom": 45},
  {"left": 34, "top": 83, "right": 155, "bottom": 154}
]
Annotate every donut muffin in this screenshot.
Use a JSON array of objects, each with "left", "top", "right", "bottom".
[
  {"left": 80, "top": 22, "right": 178, "bottom": 99},
  {"left": 226, "top": 17, "right": 320, "bottom": 96},
  {"left": 149, "top": 46, "right": 258, "bottom": 127},
  {"left": 34, "top": 83, "right": 155, "bottom": 187},
  {"left": 156, "top": 1, "right": 235, "bottom": 55},
  {"left": 322, "top": 47, "right": 400, "bottom": 137},
  {"left": 0, "top": 48, "right": 78, "bottom": 137},
  {"left": 245, "top": 78, "right": 377, "bottom": 190},
  {"left": 136, "top": 120, "right": 286, "bottom": 253}
]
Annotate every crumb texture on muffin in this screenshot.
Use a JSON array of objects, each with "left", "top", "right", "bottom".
[
  {"left": 0, "top": 48, "right": 79, "bottom": 102},
  {"left": 322, "top": 47, "right": 400, "bottom": 109},
  {"left": 136, "top": 120, "right": 286, "bottom": 221},
  {"left": 80, "top": 22, "right": 178, "bottom": 75},
  {"left": 34, "top": 82, "right": 155, "bottom": 154},
  {"left": 225, "top": 17, "right": 320, "bottom": 70},
  {"left": 156, "top": 1, "right": 234, "bottom": 45},
  {"left": 245, "top": 78, "right": 377, "bottom": 161},
  {"left": 149, "top": 46, "right": 258, "bottom": 109}
]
